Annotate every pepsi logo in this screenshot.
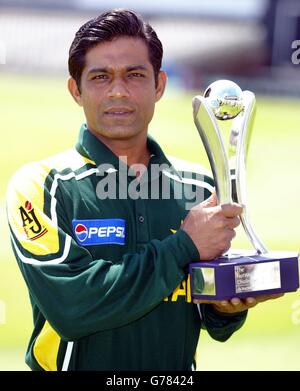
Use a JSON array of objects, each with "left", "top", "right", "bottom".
[
  {"left": 72, "top": 219, "right": 126, "bottom": 246},
  {"left": 75, "top": 224, "right": 88, "bottom": 242}
]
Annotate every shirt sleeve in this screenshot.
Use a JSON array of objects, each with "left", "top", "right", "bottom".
[
  {"left": 6, "top": 163, "right": 200, "bottom": 341},
  {"left": 199, "top": 304, "right": 247, "bottom": 342}
]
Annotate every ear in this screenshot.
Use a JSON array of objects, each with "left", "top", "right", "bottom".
[
  {"left": 68, "top": 77, "right": 83, "bottom": 107},
  {"left": 155, "top": 71, "right": 167, "bottom": 102}
]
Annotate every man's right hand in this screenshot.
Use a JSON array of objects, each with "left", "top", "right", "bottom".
[{"left": 181, "top": 193, "right": 243, "bottom": 260}]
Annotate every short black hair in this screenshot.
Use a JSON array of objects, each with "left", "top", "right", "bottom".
[{"left": 68, "top": 9, "right": 163, "bottom": 91}]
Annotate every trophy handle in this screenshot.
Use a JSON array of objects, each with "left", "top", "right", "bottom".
[
  {"left": 235, "top": 91, "right": 268, "bottom": 254},
  {"left": 193, "top": 96, "right": 231, "bottom": 204}
]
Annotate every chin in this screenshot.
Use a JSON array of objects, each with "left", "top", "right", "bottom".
[{"left": 101, "top": 127, "right": 144, "bottom": 140}]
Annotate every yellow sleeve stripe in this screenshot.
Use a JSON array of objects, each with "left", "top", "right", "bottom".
[
  {"left": 43, "top": 148, "right": 96, "bottom": 172},
  {"left": 7, "top": 162, "right": 60, "bottom": 256},
  {"left": 7, "top": 149, "right": 97, "bottom": 258},
  {"left": 33, "top": 320, "right": 61, "bottom": 371}
]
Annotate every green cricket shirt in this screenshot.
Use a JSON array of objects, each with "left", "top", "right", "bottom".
[{"left": 7, "top": 124, "right": 247, "bottom": 371}]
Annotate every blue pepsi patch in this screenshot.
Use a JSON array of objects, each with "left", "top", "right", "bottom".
[{"left": 72, "top": 219, "right": 126, "bottom": 246}]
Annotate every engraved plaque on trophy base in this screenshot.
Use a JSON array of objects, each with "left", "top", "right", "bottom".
[{"left": 190, "top": 251, "right": 299, "bottom": 300}]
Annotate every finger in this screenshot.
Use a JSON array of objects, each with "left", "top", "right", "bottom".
[
  {"left": 231, "top": 297, "right": 242, "bottom": 306},
  {"left": 227, "top": 228, "right": 236, "bottom": 241},
  {"left": 193, "top": 299, "right": 220, "bottom": 305},
  {"left": 193, "top": 299, "right": 231, "bottom": 307},
  {"left": 226, "top": 216, "right": 240, "bottom": 229},
  {"left": 245, "top": 297, "right": 257, "bottom": 306},
  {"left": 214, "top": 300, "right": 246, "bottom": 314},
  {"left": 221, "top": 203, "right": 244, "bottom": 218},
  {"left": 220, "top": 300, "right": 230, "bottom": 307},
  {"left": 222, "top": 242, "right": 231, "bottom": 254},
  {"left": 221, "top": 229, "right": 236, "bottom": 249},
  {"left": 202, "top": 192, "right": 218, "bottom": 208}
]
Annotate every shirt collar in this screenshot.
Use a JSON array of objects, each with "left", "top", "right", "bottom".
[
  {"left": 76, "top": 124, "right": 120, "bottom": 168},
  {"left": 75, "top": 123, "right": 181, "bottom": 179}
]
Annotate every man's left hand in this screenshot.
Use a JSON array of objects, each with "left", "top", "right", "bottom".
[{"left": 193, "top": 293, "right": 284, "bottom": 314}]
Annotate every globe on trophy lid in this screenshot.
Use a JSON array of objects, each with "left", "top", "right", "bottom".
[{"left": 204, "top": 80, "right": 244, "bottom": 120}]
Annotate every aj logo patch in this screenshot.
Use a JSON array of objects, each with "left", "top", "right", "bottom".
[
  {"left": 72, "top": 219, "right": 126, "bottom": 246},
  {"left": 19, "top": 201, "right": 48, "bottom": 241}
]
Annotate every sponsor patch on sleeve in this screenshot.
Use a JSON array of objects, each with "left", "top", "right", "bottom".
[
  {"left": 19, "top": 200, "right": 48, "bottom": 241},
  {"left": 72, "top": 219, "right": 126, "bottom": 246}
]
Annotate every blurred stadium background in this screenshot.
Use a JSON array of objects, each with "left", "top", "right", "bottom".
[{"left": 0, "top": 0, "right": 300, "bottom": 371}]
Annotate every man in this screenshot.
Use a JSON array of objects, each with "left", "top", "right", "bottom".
[{"left": 7, "top": 9, "right": 281, "bottom": 371}]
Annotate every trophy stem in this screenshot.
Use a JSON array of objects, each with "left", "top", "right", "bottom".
[
  {"left": 240, "top": 217, "right": 268, "bottom": 254},
  {"left": 236, "top": 91, "right": 268, "bottom": 254},
  {"left": 193, "top": 96, "right": 232, "bottom": 205}
]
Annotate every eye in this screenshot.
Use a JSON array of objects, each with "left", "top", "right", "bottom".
[
  {"left": 92, "top": 74, "right": 108, "bottom": 80},
  {"left": 128, "top": 73, "right": 145, "bottom": 78}
]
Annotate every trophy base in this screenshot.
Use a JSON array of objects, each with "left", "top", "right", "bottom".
[{"left": 189, "top": 250, "right": 299, "bottom": 300}]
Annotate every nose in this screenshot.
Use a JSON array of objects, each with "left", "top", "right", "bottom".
[{"left": 108, "top": 78, "right": 129, "bottom": 99}]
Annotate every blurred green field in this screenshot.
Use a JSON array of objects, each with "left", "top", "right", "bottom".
[{"left": 0, "top": 73, "right": 299, "bottom": 371}]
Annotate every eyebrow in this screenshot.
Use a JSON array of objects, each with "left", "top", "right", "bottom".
[{"left": 87, "top": 65, "right": 148, "bottom": 77}]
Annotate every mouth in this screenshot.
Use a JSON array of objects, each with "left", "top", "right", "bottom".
[{"left": 104, "top": 107, "right": 134, "bottom": 116}]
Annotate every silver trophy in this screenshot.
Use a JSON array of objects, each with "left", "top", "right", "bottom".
[{"left": 189, "top": 80, "right": 299, "bottom": 299}]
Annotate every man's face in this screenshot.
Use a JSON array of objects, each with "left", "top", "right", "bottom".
[{"left": 69, "top": 36, "right": 166, "bottom": 141}]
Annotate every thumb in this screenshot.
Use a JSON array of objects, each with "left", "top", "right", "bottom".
[{"left": 201, "top": 191, "right": 218, "bottom": 208}]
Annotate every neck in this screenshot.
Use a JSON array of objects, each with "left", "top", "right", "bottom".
[{"left": 90, "top": 131, "right": 151, "bottom": 171}]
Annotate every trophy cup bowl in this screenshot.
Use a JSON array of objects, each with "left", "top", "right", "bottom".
[
  {"left": 204, "top": 80, "right": 244, "bottom": 120},
  {"left": 190, "top": 80, "right": 299, "bottom": 300}
]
